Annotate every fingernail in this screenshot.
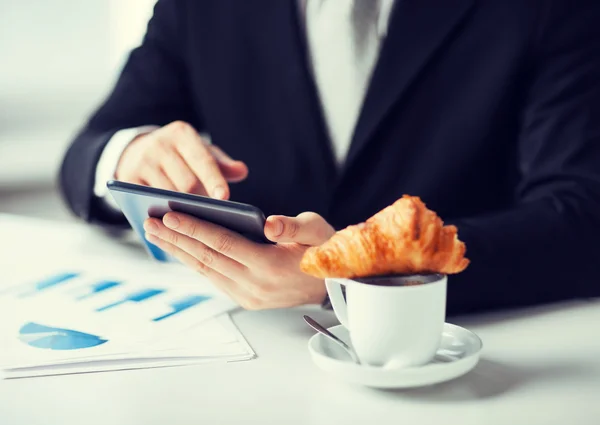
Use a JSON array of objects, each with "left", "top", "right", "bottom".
[
  {"left": 163, "top": 214, "right": 180, "bottom": 229},
  {"left": 144, "top": 220, "right": 159, "bottom": 235},
  {"left": 269, "top": 217, "right": 284, "bottom": 237},
  {"left": 213, "top": 186, "right": 227, "bottom": 199}
]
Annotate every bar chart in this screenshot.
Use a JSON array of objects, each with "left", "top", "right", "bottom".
[{"left": 0, "top": 267, "right": 235, "bottom": 354}]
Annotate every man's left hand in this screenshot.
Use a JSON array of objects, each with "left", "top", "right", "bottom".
[{"left": 143, "top": 211, "right": 335, "bottom": 310}]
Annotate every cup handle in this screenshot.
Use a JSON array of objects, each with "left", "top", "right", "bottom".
[{"left": 325, "top": 279, "right": 349, "bottom": 328}]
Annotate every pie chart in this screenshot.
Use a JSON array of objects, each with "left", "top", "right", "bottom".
[{"left": 18, "top": 322, "right": 108, "bottom": 350}]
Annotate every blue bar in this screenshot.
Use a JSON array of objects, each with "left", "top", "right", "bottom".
[
  {"left": 152, "top": 295, "right": 211, "bottom": 322},
  {"left": 19, "top": 272, "right": 80, "bottom": 298},
  {"left": 76, "top": 280, "right": 121, "bottom": 300},
  {"left": 96, "top": 288, "right": 165, "bottom": 312}
]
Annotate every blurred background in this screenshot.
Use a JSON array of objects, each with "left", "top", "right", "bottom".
[{"left": 0, "top": 0, "right": 157, "bottom": 221}]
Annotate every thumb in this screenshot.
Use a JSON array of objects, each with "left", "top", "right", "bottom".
[{"left": 265, "top": 212, "right": 335, "bottom": 246}]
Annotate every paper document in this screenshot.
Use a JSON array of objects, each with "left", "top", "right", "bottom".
[{"left": 0, "top": 253, "right": 255, "bottom": 378}]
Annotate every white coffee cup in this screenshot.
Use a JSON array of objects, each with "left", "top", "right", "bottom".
[{"left": 325, "top": 274, "right": 447, "bottom": 368}]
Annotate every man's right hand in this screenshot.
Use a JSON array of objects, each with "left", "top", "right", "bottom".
[{"left": 115, "top": 121, "right": 248, "bottom": 200}]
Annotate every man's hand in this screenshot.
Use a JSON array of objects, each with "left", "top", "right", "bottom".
[
  {"left": 116, "top": 121, "right": 248, "bottom": 199},
  {"left": 143, "top": 211, "right": 335, "bottom": 310}
]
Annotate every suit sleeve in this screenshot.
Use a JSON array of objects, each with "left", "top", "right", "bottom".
[
  {"left": 58, "top": 0, "right": 197, "bottom": 225},
  {"left": 447, "top": 1, "right": 600, "bottom": 315}
]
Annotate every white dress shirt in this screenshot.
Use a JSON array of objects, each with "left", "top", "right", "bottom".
[{"left": 94, "top": 0, "right": 396, "bottom": 205}]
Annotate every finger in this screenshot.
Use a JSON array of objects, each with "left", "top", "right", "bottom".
[
  {"left": 161, "top": 152, "right": 209, "bottom": 195},
  {"left": 140, "top": 165, "right": 177, "bottom": 191},
  {"left": 209, "top": 145, "right": 249, "bottom": 183},
  {"left": 265, "top": 212, "right": 335, "bottom": 245},
  {"left": 161, "top": 212, "right": 259, "bottom": 266},
  {"left": 172, "top": 128, "right": 229, "bottom": 200},
  {"left": 208, "top": 144, "right": 236, "bottom": 164},
  {"left": 158, "top": 145, "right": 206, "bottom": 194},
  {"left": 120, "top": 175, "right": 145, "bottom": 186},
  {"left": 219, "top": 162, "right": 249, "bottom": 183},
  {"left": 144, "top": 231, "right": 238, "bottom": 300},
  {"left": 146, "top": 231, "right": 263, "bottom": 311},
  {"left": 144, "top": 218, "right": 248, "bottom": 281}
]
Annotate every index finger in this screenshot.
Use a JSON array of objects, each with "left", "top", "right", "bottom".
[
  {"left": 173, "top": 127, "right": 229, "bottom": 199},
  {"left": 162, "top": 212, "right": 262, "bottom": 266}
]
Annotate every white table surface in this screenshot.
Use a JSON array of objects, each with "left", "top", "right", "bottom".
[{"left": 1, "top": 213, "right": 599, "bottom": 425}]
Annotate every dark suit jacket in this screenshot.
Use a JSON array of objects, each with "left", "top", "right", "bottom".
[{"left": 59, "top": 0, "right": 600, "bottom": 315}]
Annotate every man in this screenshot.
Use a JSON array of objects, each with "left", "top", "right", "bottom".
[{"left": 60, "top": 0, "right": 600, "bottom": 314}]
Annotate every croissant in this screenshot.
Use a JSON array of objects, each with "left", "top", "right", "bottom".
[{"left": 300, "top": 195, "right": 469, "bottom": 279}]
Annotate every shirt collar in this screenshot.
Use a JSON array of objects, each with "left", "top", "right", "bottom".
[
  {"left": 300, "top": 0, "right": 396, "bottom": 38},
  {"left": 378, "top": 0, "right": 396, "bottom": 38}
]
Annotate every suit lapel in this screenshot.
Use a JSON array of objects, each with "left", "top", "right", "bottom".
[{"left": 344, "top": 0, "right": 475, "bottom": 170}]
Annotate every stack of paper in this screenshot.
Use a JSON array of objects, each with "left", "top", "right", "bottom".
[{"left": 0, "top": 254, "right": 255, "bottom": 378}]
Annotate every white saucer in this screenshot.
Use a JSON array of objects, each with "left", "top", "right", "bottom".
[{"left": 308, "top": 323, "right": 482, "bottom": 389}]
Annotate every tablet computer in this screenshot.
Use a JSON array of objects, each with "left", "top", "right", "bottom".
[{"left": 106, "top": 180, "right": 271, "bottom": 262}]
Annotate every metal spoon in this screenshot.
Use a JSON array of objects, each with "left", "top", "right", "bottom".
[{"left": 303, "top": 315, "right": 361, "bottom": 364}]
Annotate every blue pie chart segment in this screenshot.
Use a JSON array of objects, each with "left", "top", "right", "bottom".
[{"left": 19, "top": 322, "right": 108, "bottom": 350}]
